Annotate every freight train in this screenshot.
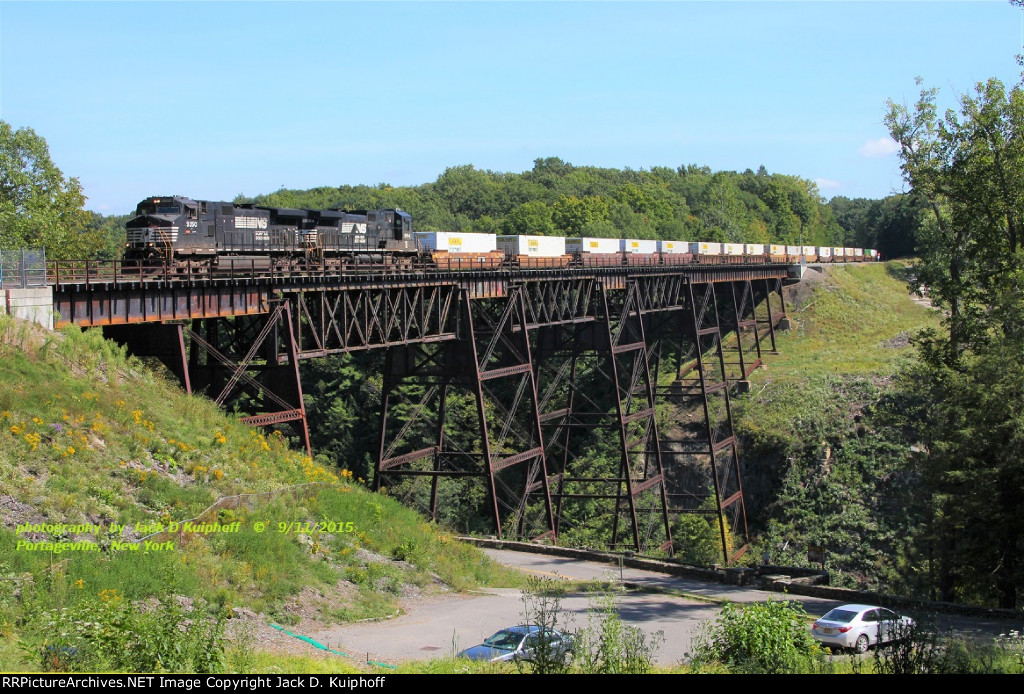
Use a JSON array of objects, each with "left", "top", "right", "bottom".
[{"left": 123, "top": 195, "right": 879, "bottom": 272}]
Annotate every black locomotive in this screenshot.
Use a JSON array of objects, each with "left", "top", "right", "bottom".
[{"left": 124, "top": 196, "right": 416, "bottom": 271}]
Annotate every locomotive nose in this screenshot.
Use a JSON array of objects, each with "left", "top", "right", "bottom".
[{"left": 126, "top": 214, "right": 179, "bottom": 245}]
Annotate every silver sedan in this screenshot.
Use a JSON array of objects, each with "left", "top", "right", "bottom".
[{"left": 811, "top": 604, "right": 915, "bottom": 653}]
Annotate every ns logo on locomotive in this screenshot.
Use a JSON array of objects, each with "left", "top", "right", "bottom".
[{"left": 123, "top": 195, "right": 415, "bottom": 272}]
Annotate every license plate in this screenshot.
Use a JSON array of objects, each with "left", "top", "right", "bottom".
[{"left": 823, "top": 628, "right": 834, "bottom": 634}]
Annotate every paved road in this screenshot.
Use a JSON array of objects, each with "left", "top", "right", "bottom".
[
  {"left": 306, "top": 549, "right": 813, "bottom": 666},
  {"left": 305, "top": 548, "right": 1021, "bottom": 667},
  {"left": 309, "top": 586, "right": 721, "bottom": 666},
  {"left": 486, "top": 549, "right": 1021, "bottom": 640}
]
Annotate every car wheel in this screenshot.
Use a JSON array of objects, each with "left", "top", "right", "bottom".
[{"left": 854, "top": 634, "right": 870, "bottom": 654}]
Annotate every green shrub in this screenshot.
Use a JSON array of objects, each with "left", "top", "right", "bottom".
[
  {"left": 998, "top": 630, "right": 1024, "bottom": 673},
  {"left": 689, "top": 598, "right": 826, "bottom": 674},
  {"left": 515, "top": 578, "right": 663, "bottom": 674},
  {"left": 672, "top": 511, "right": 726, "bottom": 566}
]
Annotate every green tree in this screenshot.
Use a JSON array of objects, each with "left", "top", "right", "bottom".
[
  {"left": 886, "top": 76, "right": 1024, "bottom": 608},
  {"left": 0, "top": 121, "right": 97, "bottom": 258},
  {"left": 696, "top": 173, "right": 747, "bottom": 242},
  {"left": 84, "top": 211, "right": 131, "bottom": 260},
  {"left": 829, "top": 194, "right": 923, "bottom": 259},
  {"left": 502, "top": 200, "right": 555, "bottom": 236},
  {"left": 433, "top": 164, "right": 504, "bottom": 220},
  {"left": 551, "top": 195, "right": 610, "bottom": 235},
  {"left": 671, "top": 513, "right": 722, "bottom": 566},
  {"left": 887, "top": 78, "right": 1024, "bottom": 351}
]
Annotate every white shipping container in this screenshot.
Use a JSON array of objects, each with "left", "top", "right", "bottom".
[
  {"left": 620, "top": 239, "right": 658, "bottom": 254},
  {"left": 818, "top": 247, "right": 833, "bottom": 258},
  {"left": 854, "top": 248, "right": 864, "bottom": 257},
  {"left": 844, "top": 247, "right": 855, "bottom": 256},
  {"left": 689, "top": 242, "right": 722, "bottom": 255},
  {"left": 497, "top": 235, "right": 566, "bottom": 256},
  {"left": 833, "top": 247, "right": 845, "bottom": 256},
  {"left": 786, "top": 245, "right": 801, "bottom": 256},
  {"left": 658, "top": 240, "right": 689, "bottom": 254},
  {"left": 770, "top": 244, "right": 787, "bottom": 255},
  {"left": 566, "top": 237, "right": 620, "bottom": 254},
  {"left": 745, "top": 244, "right": 766, "bottom": 255},
  {"left": 723, "top": 243, "right": 744, "bottom": 256},
  {"left": 802, "top": 245, "right": 816, "bottom": 256},
  {"left": 415, "top": 231, "right": 496, "bottom": 253}
]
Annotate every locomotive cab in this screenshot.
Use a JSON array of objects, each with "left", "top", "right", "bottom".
[
  {"left": 125, "top": 195, "right": 200, "bottom": 262},
  {"left": 368, "top": 209, "right": 414, "bottom": 252}
]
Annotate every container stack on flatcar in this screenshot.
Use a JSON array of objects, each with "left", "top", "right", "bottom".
[
  {"left": 658, "top": 240, "right": 694, "bottom": 264},
  {"left": 123, "top": 195, "right": 881, "bottom": 274},
  {"left": 414, "top": 231, "right": 504, "bottom": 270},
  {"left": 567, "top": 237, "right": 621, "bottom": 267},
  {"left": 619, "top": 238, "right": 658, "bottom": 266},
  {"left": 689, "top": 241, "right": 723, "bottom": 264},
  {"left": 497, "top": 235, "right": 570, "bottom": 268}
]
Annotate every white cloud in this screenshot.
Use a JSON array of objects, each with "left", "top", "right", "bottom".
[
  {"left": 859, "top": 137, "right": 900, "bottom": 158},
  {"left": 815, "top": 177, "right": 841, "bottom": 191}
]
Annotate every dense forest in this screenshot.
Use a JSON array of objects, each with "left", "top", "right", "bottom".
[{"left": 235, "top": 158, "right": 917, "bottom": 259}]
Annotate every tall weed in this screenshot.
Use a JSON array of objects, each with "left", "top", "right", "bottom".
[{"left": 28, "top": 592, "right": 226, "bottom": 673}]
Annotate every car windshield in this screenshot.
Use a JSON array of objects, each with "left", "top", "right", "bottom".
[
  {"left": 821, "top": 609, "right": 859, "bottom": 623},
  {"left": 482, "top": 630, "right": 525, "bottom": 651}
]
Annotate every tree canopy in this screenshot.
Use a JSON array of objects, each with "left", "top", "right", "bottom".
[
  {"left": 0, "top": 121, "right": 98, "bottom": 259},
  {"left": 239, "top": 159, "right": 854, "bottom": 247}
]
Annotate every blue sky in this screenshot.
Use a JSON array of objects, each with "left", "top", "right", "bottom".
[{"left": 1, "top": 1, "right": 1022, "bottom": 214}]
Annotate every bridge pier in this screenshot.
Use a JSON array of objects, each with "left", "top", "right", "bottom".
[
  {"left": 756, "top": 277, "right": 787, "bottom": 354},
  {"left": 649, "top": 281, "right": 752, "bottom": 564},
  {"left": 105, "top": 302, "right": 312, "bottom": 456},
  {"left": 524, "top": 280, "right": 675, "bottom": 554},
  {"left": 599, "top": 281, "right": 674, "bottom": 554},
  {"left": 373, "top": 287, "right": 555, "bottom": 542}
]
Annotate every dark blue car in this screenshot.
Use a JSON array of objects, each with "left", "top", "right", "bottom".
[{"left": 458, "top": 625, "right": 573, "bottom": 663}]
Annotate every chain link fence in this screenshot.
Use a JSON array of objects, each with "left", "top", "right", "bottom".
[{"left": 0, "top": 249, "right": 47, "bottom": 288}]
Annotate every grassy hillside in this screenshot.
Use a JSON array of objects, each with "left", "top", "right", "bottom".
[
  {"left": 731, "top": 261, "right": 942, "bottom": 591},
  {"left": 0, "top": 318, "right": 519, "bottom": 672},
  {"left": 736, "top": 261, "right": 938, "bottom": 445}
]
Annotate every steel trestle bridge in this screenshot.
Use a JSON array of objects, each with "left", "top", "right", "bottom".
[{"left": 49, "top": 259, "right": 793, "bottom": 562}]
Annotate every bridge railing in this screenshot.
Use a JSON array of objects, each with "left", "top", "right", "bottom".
[
  {"left": 47, "top": 258, "right": 460, "bottom": 285},
  {"left": 45, "top": 252, "right": 788, "bottom": 286}
]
